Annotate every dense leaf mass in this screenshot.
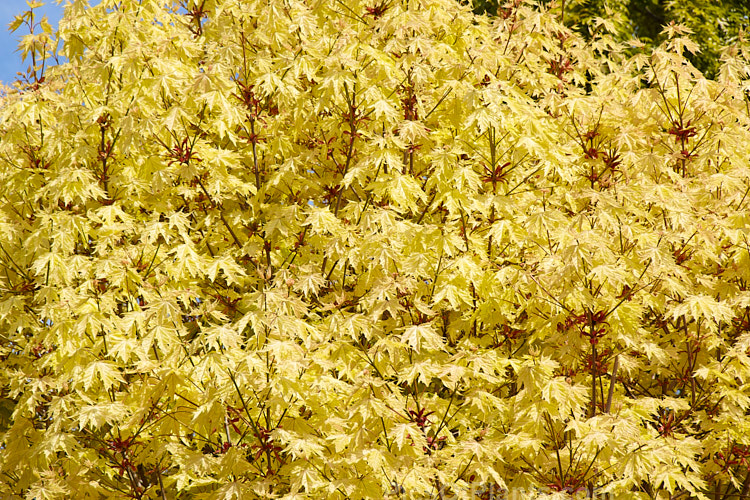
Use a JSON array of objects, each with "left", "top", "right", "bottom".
[{"left": 1, "top": 0, "right": 750, "bottom": 498}]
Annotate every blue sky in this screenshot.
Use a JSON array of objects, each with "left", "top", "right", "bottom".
[{"left": 0, "top": 1, "right": 65, "bottom": 86}]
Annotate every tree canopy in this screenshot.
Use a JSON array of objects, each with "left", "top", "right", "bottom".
[
  {"left": 1, "top": 0, "right": 750, "bottom": 499},
  {"left": 472, "top": 0, "right": 750, "bottom": 77}
]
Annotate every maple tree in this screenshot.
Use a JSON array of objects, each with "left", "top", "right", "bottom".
[{"left": 1, "top": 0, "right": 750, "bottom": 498}]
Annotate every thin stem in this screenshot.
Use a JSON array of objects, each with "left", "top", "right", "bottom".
[{"left": 605, "top": 355, "right": 619, "bottom": 414}]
